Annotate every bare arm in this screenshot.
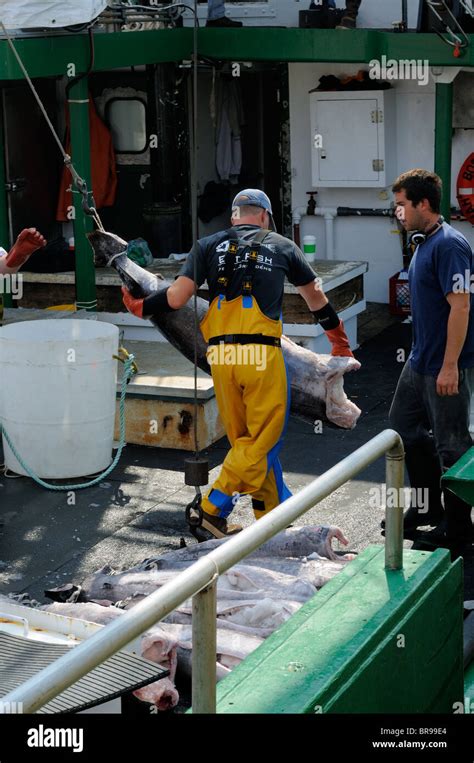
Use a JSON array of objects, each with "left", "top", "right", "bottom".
[
  {"left": 437, "top": 291, "right": 470, "bottom": 396},
  {"left": 297, "top": 278, "right": 328, "bottom": 311},
  {"left": 166, "top": 276, "right": 196, "bottom": 309}
]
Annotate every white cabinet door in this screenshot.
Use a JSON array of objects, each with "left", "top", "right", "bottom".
[
  {"left": 310, "top": 90, "right": 395, "bottom": 188},
  {"left": 315, "top": 98, "right": 380, "bottom": 183}
]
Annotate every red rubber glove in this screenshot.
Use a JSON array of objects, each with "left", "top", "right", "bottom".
[
  {"left": 5, "top": 228, "right": 47, "bottom": 269},
  {"left": 325, "top": 320, "right": 354, "bottom": 358},
  {"left": 122, "top": 286, "right": 144, "bottom": 318}
]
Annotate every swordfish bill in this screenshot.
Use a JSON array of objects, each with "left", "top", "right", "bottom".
[{"left": 88, "top": 230, "right": 361, "bottom": 429}]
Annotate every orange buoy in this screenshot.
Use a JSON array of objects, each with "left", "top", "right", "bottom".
[{"left": 457, "top": 153, "right": 474, "bottom": 225}]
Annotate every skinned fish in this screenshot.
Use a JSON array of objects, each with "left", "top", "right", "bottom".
[
  {"left": 80, "top": 526, "right": 350, "bottom": 604},
  {"left": 77, "top": 526, "right": 352, "bottom": 640},
  {"left": 138, "top": 525, "right": 352, "bottom": 567},
  {"left": 40, "top": 602, "right": 263, "bottom": 687},
  {"left": 0, "top": 595, "right": 179, "bottom": 711},
  {"left": 80, "top": 564, "right": 321, "bottom": 605},
  {"left": 40, "top": 601, "right": 179, "bottom": 711},
  {"left": 88, "top": 230, "right": 361, "bottom": 429}
]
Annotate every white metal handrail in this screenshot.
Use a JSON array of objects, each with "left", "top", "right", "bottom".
[{"left": 1, "top": 429, "right": 404, "bottom": 714}]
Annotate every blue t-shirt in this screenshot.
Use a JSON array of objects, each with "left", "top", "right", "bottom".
[{"left": 408, "top": 223, "right": 474, "bottom": 376}]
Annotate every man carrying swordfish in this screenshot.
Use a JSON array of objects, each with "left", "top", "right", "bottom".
[{"left": 122, "top": 189, "right": 354, "bottom": 539}]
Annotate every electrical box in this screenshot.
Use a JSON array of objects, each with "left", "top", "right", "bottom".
[{"left": 310, "top": 90, "right": 396, "bottom": 188}]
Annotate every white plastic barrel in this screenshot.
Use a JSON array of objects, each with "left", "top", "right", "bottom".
[{"left": 0, "top": 319, "right": 119, "bottom": 479}]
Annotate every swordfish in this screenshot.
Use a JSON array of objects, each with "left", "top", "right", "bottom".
[{"left": 88, "top": 230, "right": 361, "bottom": 429}]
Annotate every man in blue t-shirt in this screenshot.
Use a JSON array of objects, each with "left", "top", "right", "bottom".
[{"left": 389, "top": 169, "right": 474, "bottom": 553}]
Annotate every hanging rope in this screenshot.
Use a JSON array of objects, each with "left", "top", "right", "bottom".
[
  {"left": 0, "top": 20, "right": 104, "bottom": 230},
  {"left": 0, "top": 14, "right": 206, "bottom": 502},
  {"left": 191, "top": 0, "right": 200, "bottom": 467},
  {"left": 183, "top": 0, "right": 211, "bottom": 533}
]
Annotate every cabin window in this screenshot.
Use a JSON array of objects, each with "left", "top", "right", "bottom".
[{"left": 106, "top": 97, "right": 147, "bottom": 154}]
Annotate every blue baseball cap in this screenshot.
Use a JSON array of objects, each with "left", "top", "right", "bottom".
[{"left": 231, "top": 188, "right": 276, "bottom": 231}]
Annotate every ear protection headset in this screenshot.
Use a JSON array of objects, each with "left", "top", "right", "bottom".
[{"left": 409, "top": 216, "right": 444, "bottom": 247}]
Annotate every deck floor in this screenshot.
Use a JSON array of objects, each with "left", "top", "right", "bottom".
[{"left": 0, "top": 306, "right": 472, "bottom": 605}]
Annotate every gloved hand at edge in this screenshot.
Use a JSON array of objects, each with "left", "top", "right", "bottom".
[
  {"left": 122, "top": 286, "right": 175, "bottom": 318},
  {"left": 312, "top": 302, "right": 354, "bottom": 358},
  {"left": 3, "top": 228, "right": 47, "bottom": 271},
  {"left": 122, "top": 287, "right": 144, "bottom": 318},
  {"left": 325, "top": 320, "right": 354, "bottom": 358}
]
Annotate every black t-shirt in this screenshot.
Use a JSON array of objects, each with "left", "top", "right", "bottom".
[{"left": 178, "top": 225, "right": 317, "bottom": 320}]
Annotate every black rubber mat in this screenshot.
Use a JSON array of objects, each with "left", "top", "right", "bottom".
[{"left": 0, "top": 631, "right": 168, "bottom": 713}]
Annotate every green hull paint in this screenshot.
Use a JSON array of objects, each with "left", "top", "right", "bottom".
[
  {"left": 213, "top": 546, "right": 463, "bottom": 714},
  {"left": 442, "top": 447, "right": 474, "bottom": 505}
]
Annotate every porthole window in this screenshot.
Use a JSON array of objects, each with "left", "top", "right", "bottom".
[{"left": 105, "top": 97, "right": 147, "bottom": 154}]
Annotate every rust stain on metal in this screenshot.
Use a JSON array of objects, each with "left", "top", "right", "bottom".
[
  {"left": 178, "top": 410, "right": 193, "bottom": 435},
  {"left": 114, "top": 397, "right": 223, "bottom": 450}
]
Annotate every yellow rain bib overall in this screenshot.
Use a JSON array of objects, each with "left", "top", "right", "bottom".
[{"left": 199, "top": 229, "right": 292, "bottom": 520}]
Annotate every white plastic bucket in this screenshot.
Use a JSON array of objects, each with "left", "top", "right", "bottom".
[
  {"left": 0, "top": 319, "right": 119, "bottom": 479},
  {"left": 302, "top": 235, "right": 316, "bottom": 261},
  {"left": 0, "top": 1, "right": 108, "bottom": 29}
]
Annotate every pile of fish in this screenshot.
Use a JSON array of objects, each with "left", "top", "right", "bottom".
[
  {"left": 88, "top": 231, "right": 362, "bottom": 429},
  {"left": 39, "top": 525, "right": 355, "bottom": 711}
]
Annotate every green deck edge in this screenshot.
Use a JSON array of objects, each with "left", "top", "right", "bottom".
[
  {"left": 212, "top": 546, "right": 463, "bottom": 714},
  {"left": 442, "top": 447, "right": 474, "bottom": 505}
]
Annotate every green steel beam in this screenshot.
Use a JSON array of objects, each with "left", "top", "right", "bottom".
[
  {"left": 0, "top": 30, "right": 473, "bottom": 80},
  {"left": 197, "top": 29, "right": 474, "bottom": 65},
  {"left": 434, "top": 81, "right": 454, "bottom": 222},
  {"left": 68, "top": 78, "right": 96, "bottom": 311},
  {"left": 0, "top": 30, "right": 193, "bottom": 80}
]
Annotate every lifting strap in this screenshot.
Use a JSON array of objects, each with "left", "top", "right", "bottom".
[
  {"left": 216, "top": 228, "right": 270, "bottom": 300},
  {"left": 216, "top": 228, "right": 240, "bottom": 297}
]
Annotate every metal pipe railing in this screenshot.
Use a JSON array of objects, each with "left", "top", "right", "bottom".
[
  {"left": 192, "top": 579, "right": 217, "bottom": 713},
  {"left": 1, "top": 429, "right": 404, "bottom": 714},
  {"left": 385, "top": 439, "right": 405, "bottom": 570}
]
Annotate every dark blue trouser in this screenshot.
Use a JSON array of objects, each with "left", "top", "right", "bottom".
[
  {"left": 346, "top": 0, "right": 361, "bottom": 14},
  {"left": 389, "top": 361, "right": 474, "bottom": 541}
]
